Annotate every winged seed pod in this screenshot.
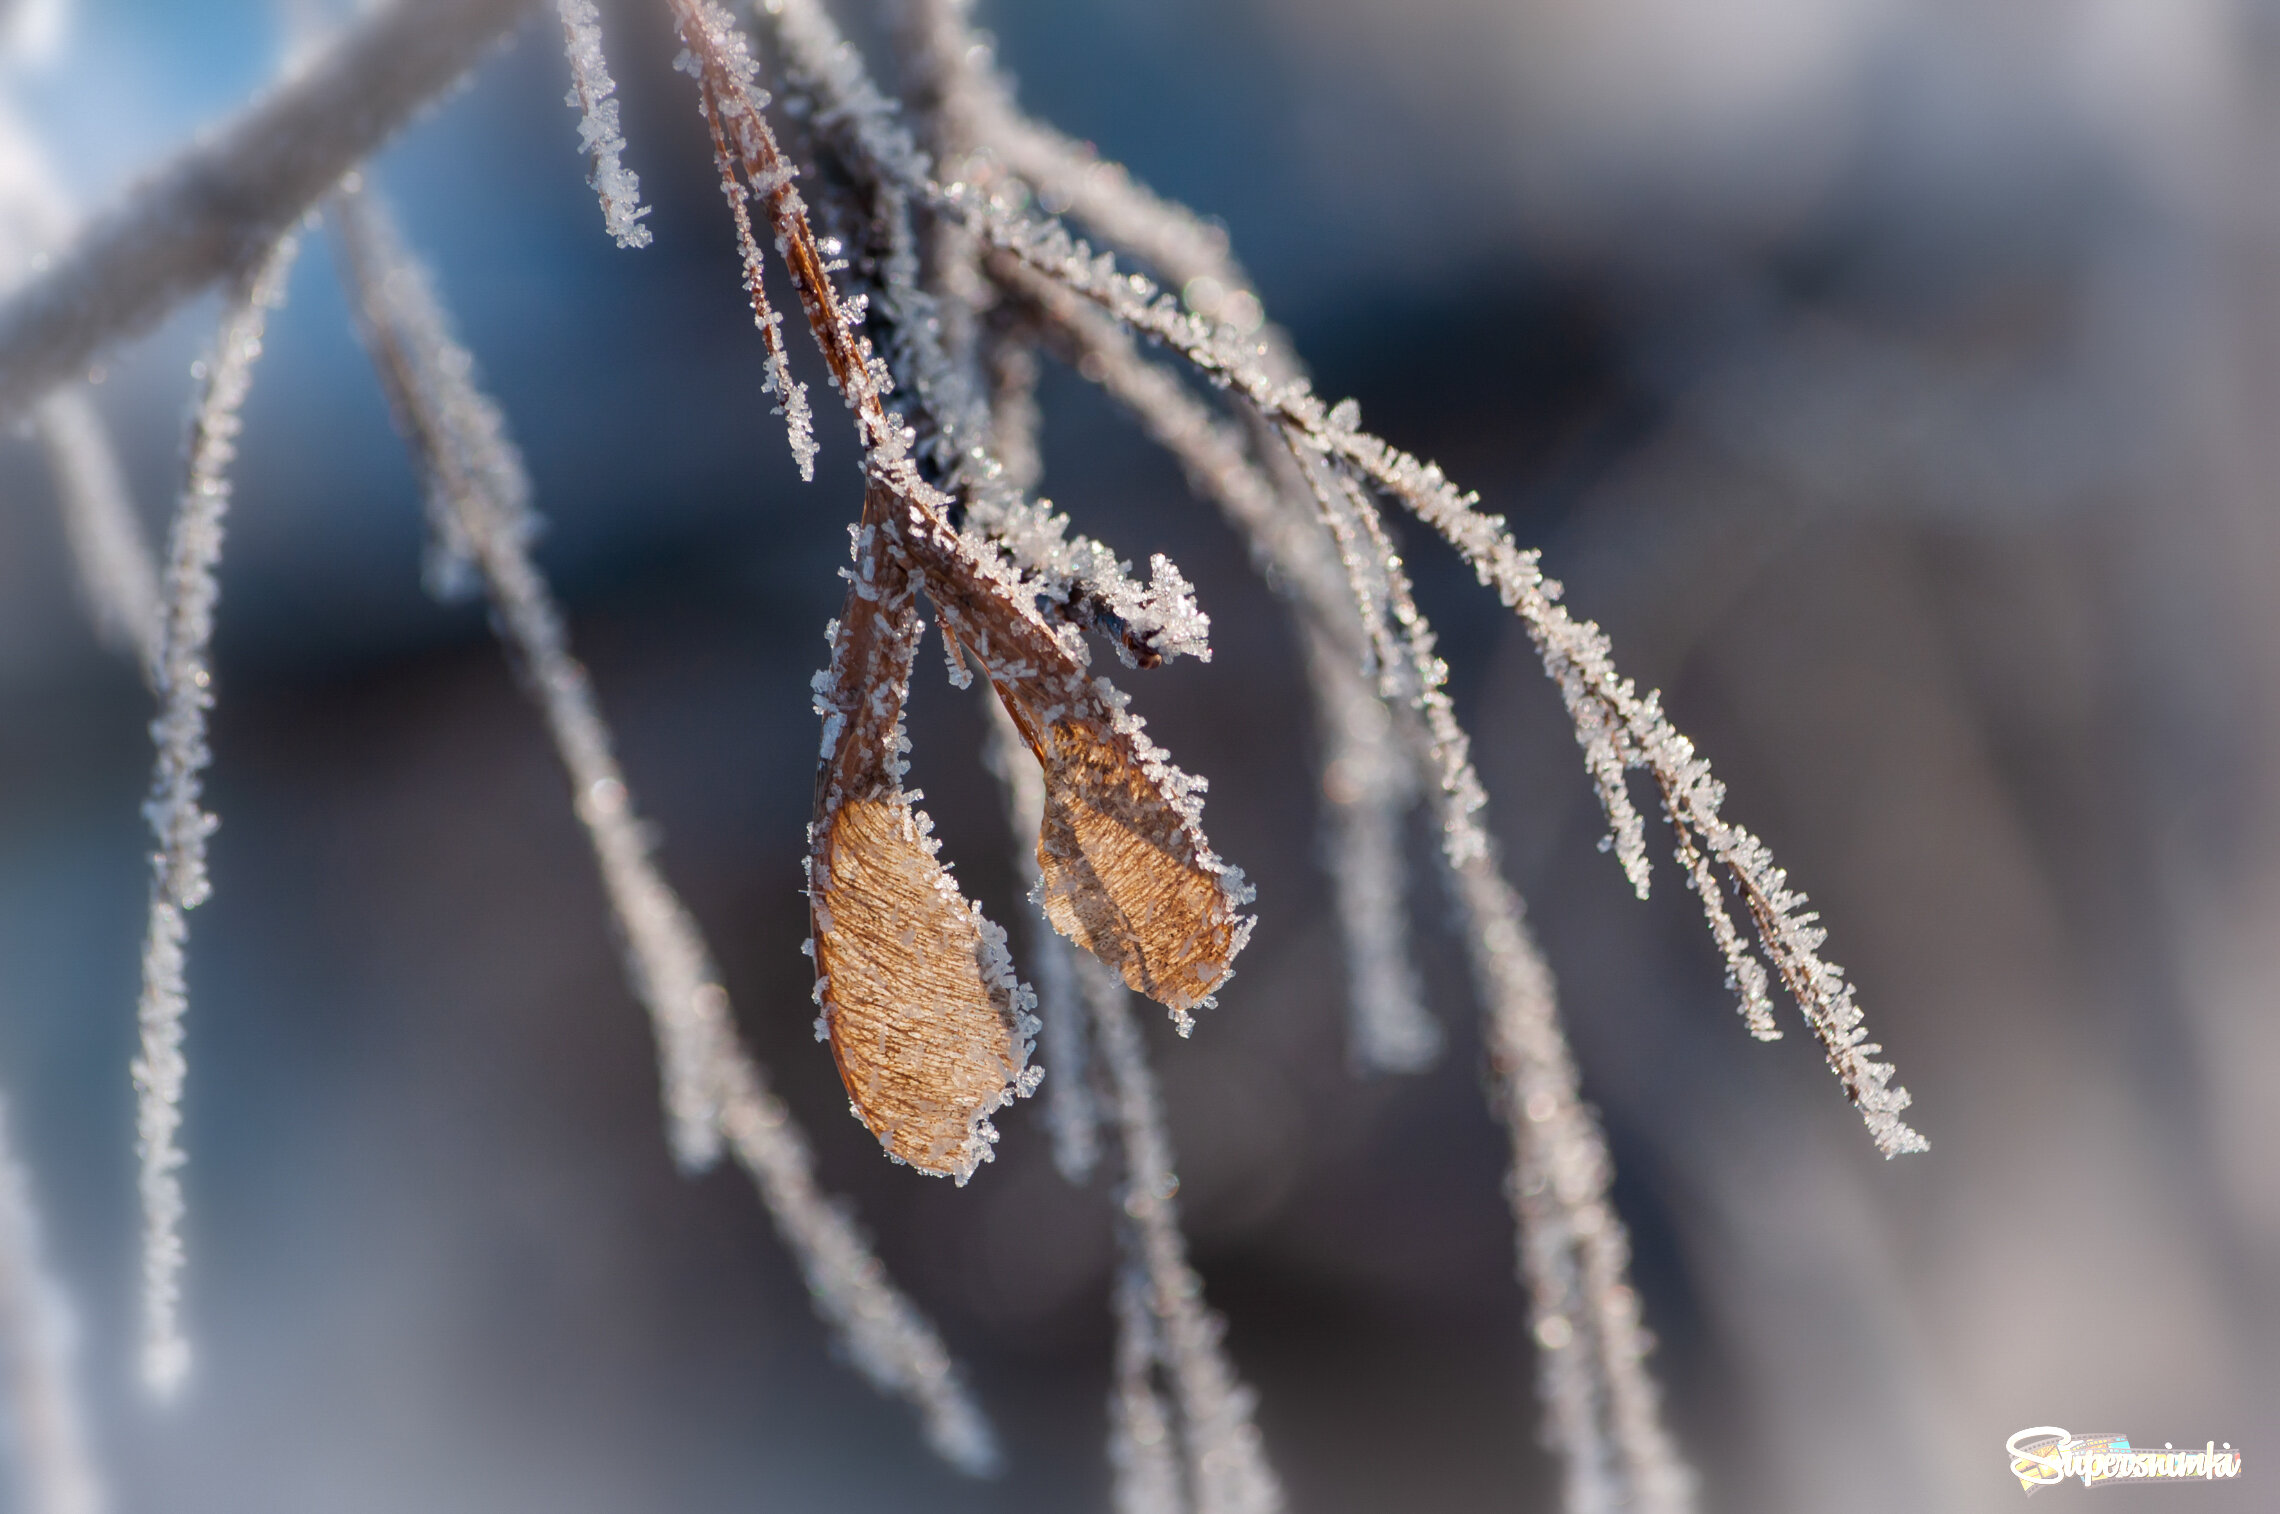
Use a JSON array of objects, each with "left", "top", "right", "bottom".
[
  {"left": 667, "top": 0, "right": 1250, "bottom": 1121},
  {"left": 809, "top": 486, "right": 1039, "bottom": 1181},
  {"left": 892, "top": 502, "right": 1254, "bottom": 1029}
]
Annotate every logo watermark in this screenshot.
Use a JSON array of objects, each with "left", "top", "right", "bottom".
[{"left": 2007, "top": 1428, "right": 2244, "bottom": 1493}]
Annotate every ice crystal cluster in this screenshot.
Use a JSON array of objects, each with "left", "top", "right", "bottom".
[{"left": 0, "top": 0, "right": 1929, "bottom": 1509}]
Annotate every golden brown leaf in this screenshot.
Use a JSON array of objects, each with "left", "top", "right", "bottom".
[
  {"left": 813, "top": 797, "right": 1032, "bottom": 1177},
  {"left": 886, "top": 488, "right": 1255, "bottom": 1025},
  {"left": 809, "top": 486, "right": 1036, "bottom": 1181}
]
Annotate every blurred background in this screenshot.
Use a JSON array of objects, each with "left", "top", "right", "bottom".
[{"left": 0, "top": 0, "right": 2272, "bottom": 1509}]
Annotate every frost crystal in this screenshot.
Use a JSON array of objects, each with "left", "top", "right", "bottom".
[
  {"left": 554, "top": 0, "right": 653, "bottom": 249},
  {"left": 135, "top": 232, "right": 300, "bottom": 1398}
]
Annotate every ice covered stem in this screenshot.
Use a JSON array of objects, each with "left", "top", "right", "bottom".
[
  {"left": 1000, "top": 263, "right": 1437, "bottom": 1072},
  {"left": 959, "top": 194, "right": 1925, "bottom": 1157},
  {"left": 325, "top": 180, "right": 735, "bottom": 1169},
  {"left": 1088, "top": 958, "right": 1281, "bottom": 1514},
  {"left": 133, "top": 232, "right": 299, "bottom": 1398},
  {"left": 0, "top": 1095, "right": 103, "bottom": 1514},
  {"left": 0, "top": 0, "right": 532, "bottom": 424},
  {"left": 37, "top": 392, "right": 163, "bottom": 686},
  {"left": 553, "top": 0, "right": 652, "bottom": 249},
  {"left": 1107, "top": 1263, "right": 1186, "bottom": 1514},
  {"left": 1459, "top": 859, "right": 1694, "bottom": 1514},
  {"left": 711, "top": 1049, "right": 1001, "bottom": 1472},
  {"left": 325, "top": 182, "right": 995, "bottom": 1469},
  {"left": 1016, "top": 253, "right": 1683, "bottom": 1499}
]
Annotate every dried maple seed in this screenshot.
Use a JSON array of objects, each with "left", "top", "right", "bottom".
[
  {"left": 885, "top": 488, "right": 1255, "bottom": 1022},
  {"left": 809, "top": 488, "right": 1035, "bottom": 1182},
  {"left": 813, "top": 797, "right": 1031, "bottom": 1178}
]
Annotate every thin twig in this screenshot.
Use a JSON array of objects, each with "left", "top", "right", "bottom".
[
  {"left": 0, "top": 0, "right": 532, "bottom": 422},
  {"left": 325, "top": 179, "right": 999, "bottom": 1471},
  {"left": 0, "top": 1094, "right": 101, "bottom": 1514},
  {"left": 135, "top": 231, "right": 300, "bottom": 1397}
]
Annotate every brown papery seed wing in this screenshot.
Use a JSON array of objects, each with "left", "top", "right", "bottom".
[
  {"left": 810, "top": 496, "right": 1034, "bottom": 1181},
  {"left": 815, "top": 797, "right": 1028, "bottom": 1178},
  {"left": 1026, "top": 704, "right": 1246, "bottom": 1013},
  {"left": 887, "top": 492, "right": 1253, "bottom": 1019}
]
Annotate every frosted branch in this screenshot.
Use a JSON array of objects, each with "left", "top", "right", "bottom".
[
  {"left": 1286, "top": 426, "right": 1692, "bottom": 1508},
  {"left": 0, "top": 97, "right": 163, "bottom": 683},
  {"left": 327, "top": 182, "right": 730, "bottom": 1166},
  {"left": 713, "top": 1048, "right": 1001, "bottom": 1472},
  {"left": 752, "top": 0, "right": 1216, "bottom": 672},
  {"left": 0, "top": 0, "right": 532, "bottom": 423},
  {"left": 325, "top": 181, "right": 996, "bottom": 1467},
  {"left": 1107, "top": 1264, "right": 1186, "bottom": 1514},
  {"left": 135, "top": 232, "right": 299, "bottom": 1398},
  {"left": 948, "top": 94, "right": 1702, "bottom": 1494},
  {"left": 1456, "top": 859, "right": 1694, "bottom": 1514},
  {"left": 553, "top": 0, "right": 651, "bottom": 248},
  {"left": 1089, "top": 958, "right": 1281, "bottom": 1514},
  {"left": 1002, "top": 266, "right": 1438, "bottom": 1072},
  {"left": 38, "top": 392, "right": 162, "bottom": 685},
  {"left": 0, "top": 1096, "right": 102, "bottom": 1514},
  {"left": 956, "top": 190, "right": 1925, "bottom": 1157}
]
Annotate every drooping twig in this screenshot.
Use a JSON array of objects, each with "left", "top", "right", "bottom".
[
  {"left": 956, "top": 191, "right": 1925, "bottom": 1158},
  {"left": 0, "top": 1094, "right": 102, "bottom": 1514},
  {"left": 999, "top": 263, "right": 1439, "bottom": 1072},
  {"left": 1007, "top": 248, "right": 1679, "bottom": 1504},
  {"left": 37, "top": 389, "right": 162, "bottom": 686},
  {"left": 0, "top": 94, "right": 164, "bottom": 685},
  {"left": 0, "top": 0, "right": 532, "bottom": 423},
  {"left": 135, "top": 231, "right": 300, "bottom": 1397},
  {"left": 326, "top": 181, "right": 728, "bottom": 1169},
  {"left": 324, "top": 179, "right": 999, "bottom": 1470},
  {"left": 1087, "top": 957, "right": 1282, "bottom": 1514},
  {"left": 552, "top": 0, "right": 651, "bottom": 249},
  {"left": 1107, "top": 1263, "right": 1186, "bottom": 1514},
  {"left": 983, "top": 646, "right": 1276, "bottom": 1512}
]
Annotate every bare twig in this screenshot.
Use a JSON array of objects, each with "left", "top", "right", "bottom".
[
  {"left": 0, "top": 1095, "right": 101, "bottom": 1514},
  {"left": 325, "top": 178, "right": 999, "bottom": 1471},
  {"left": 0, "top": 0, "right": 532, "bottom": 422},
  {"left": 135, "top": 232, "right": 300, "bottom": 1398}
]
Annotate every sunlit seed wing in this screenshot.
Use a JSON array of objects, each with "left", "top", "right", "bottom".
[
  {"left": 810, "top": 484, "right": 1035, "bottom": 1182},
  {"left": 885, "top": 484, "right": 1255, "bottom": 1027}
]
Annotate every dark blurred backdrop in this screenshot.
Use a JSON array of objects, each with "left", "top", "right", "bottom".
[{"left": 0, "top": 0, "right": 2273, "bottom": 1510}]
